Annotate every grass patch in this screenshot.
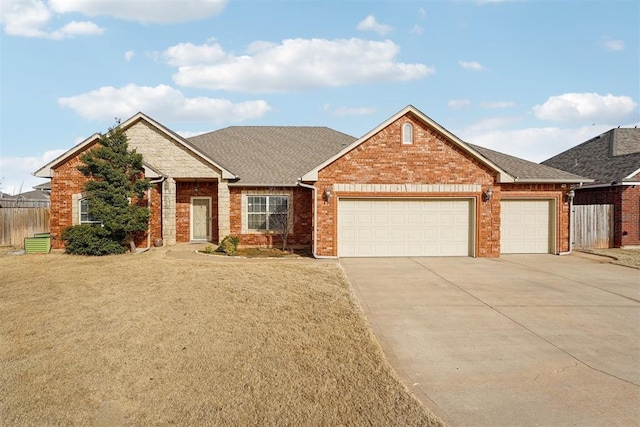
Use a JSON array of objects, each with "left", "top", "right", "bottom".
[
  {"left": 0, "top": 250, "right": 442, "bottom": 426},
  {"left": 579, "top": 248, "right": 640, "bottom": 269}
]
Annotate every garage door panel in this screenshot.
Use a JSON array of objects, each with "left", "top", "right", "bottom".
[
  {"left": 374, "top": 229, "right": 389, "bottom": 239},
  {"left": 501, "top": 200, "right": 552, "bottom": 254},
  {"left": 338, "top": 198, "right": 472, "bottom": 257}
]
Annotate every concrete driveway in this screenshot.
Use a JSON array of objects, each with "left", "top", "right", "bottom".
[{"left": 341, "top": 254, "right": 640, "bottom": 427}]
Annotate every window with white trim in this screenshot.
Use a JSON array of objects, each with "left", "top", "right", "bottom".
[
  {"left": 402, "top": 122, "right": 414, "bottom": 144},
  {"left": 79, "top": 198, "right": 100, "bottom": 224},
  {"left": 247, "top": 195, "right": 288, "bottom": 231}
]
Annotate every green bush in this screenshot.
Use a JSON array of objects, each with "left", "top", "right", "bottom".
[
  {"left": 216, "top": 235, "right": 239, "bottom": 256},
  {"left": 62, "top": 225, "right": 126, "bottom": 256}
]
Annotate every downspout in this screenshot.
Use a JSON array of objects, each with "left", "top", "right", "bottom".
[
  {"left": 297, "top": 181, "right": 337, "bottom": 259},
  {"left": 559, "top": 189, "right": 575, "bottom": 256},
  {"left": 136, "top": 176, "right": 166, "bottom": 254}
]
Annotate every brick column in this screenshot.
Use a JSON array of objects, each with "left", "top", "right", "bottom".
[
  {"left": 218, "top": 180, "right": 230, "bottom": 240},
  {"left": 162, "top": 177, "right": 176, "bottom": 245}
]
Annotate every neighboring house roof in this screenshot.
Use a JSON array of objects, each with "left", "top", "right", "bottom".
[
  {"left": 542, "top": 128, "right": 640, "bottom": 186},
  {"left": 15, "top": 190, "right": 50, "bottom": 201},
  {"left": 187, "top": 126, "right": 356, "bottom": 186},
  {"left": 0, "top": 189, "right": 50, "bottom": 208},
  {"left": 468, "top": 144, "right": 591, "bottom": 183},
  {"left": 302, "top": 105, "right": 590, "bottom": 184},
  {"left": 33, "top": 113, "right": 237, "bottom": 180},
  {"left": 33, "top": 181, "right": 51, "bottom": 192}
]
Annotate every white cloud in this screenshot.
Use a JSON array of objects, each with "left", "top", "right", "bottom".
[
  {"left": 0, "top": 149, "right": 65, "bottom": 195},
  {"left": 465, "top": 116, "right": 520, "bottom": 132},
  {"left": 168, "top": 39, "right": 435, "bottom": 93},
  {"left": 1, "top": 0, "right": 226, "bottom": 38},
  {"left": 458, "top": 124, "right": 613, "bottom": 163},
  {"left": 0, "top": 0, "right": 103, "bottom": 39},
  {"left": 448, "top": 99, "right": 471, "bottom": 109},
  {"left": 58, "top": 84, "right": 271, "bottom": 123},
  {"left": 163, "top": 42, "right": 228, "bottom": 66},
  {"left": 175, "top": 130, "right": 210, "bottom": 139},
  {"left": 533, "top": 92, "right": 637, "bottom": 124},
  {"left": 459, "top": 60, "right": 486, "bottom": 71},
  {"left": 124, "top": 50, "right": 135, "bottom": 61},
  {"left": 418, "top": 7, "right": 427, "bottom": 18},
  {"left": 323, "top": 104, "right": 376, "bottom": 117},
  {"left": 357, "top": 15, "right": 392, "bottom": 36},
  {"left": 411, "top": 25, "right": 424, "bottom": 35},
  {"left": 48, "top": 0, "right": 227, "bottom": 24},
  {"left": 601, "top": 37, "right": 625, "bottom": 51},
  {"left": 0, "top": 0, "right": 50, "bottom": 37},
  {"left": 481, "top": 101, "right": 516, "bottom": 109},
  {"left": 49, "top": 21, "right": 104, "bottom": 39}
]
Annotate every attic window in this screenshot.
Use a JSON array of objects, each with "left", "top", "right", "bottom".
[{"left": 402, "top": 123, "right": 414, "bottom": 144}]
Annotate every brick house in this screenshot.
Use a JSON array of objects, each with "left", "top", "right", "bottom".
[
  {"left": 35, "top": 105, "right": 589, "bottom": 257},
  {"left": 543, "top": 128, "right": 640, "bottom": 247}
]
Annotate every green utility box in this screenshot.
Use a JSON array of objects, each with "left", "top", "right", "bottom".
[{"left": 24, "top": 233, "right": 51, "bottom": 254}]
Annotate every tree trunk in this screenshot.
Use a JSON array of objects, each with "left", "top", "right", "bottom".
[{"left": 128, "top": 238, "right": 136, "bottom": 253}]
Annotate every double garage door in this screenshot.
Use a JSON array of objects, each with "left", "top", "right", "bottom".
[
  {"left": 337, "top": 198, "right": 553, "bottom": 257},
  {"left": 338, "top": 198, "right": 473, "bottom": 257}
]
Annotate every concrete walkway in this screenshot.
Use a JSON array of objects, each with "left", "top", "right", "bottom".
[{"left": 341, "top": 254, "right": 640, "bottom": 427}]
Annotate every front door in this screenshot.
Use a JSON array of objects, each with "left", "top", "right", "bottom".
[{"left": 191, "top": 197, "right": 211, "bottom": 241}]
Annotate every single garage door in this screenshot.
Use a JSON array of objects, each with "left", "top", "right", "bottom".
[
  {"left": 338, "top": 198, "right": 472, "bottom": 257},
  {"left": 501, "top": 199, "right": 552, "bottom": 254}
]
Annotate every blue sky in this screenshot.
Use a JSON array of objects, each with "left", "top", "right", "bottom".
[{"left": 1, "top": 0, "right": 638, "bottom": 194}]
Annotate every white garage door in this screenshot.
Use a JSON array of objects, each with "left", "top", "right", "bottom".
[
  {"left": 501, "top": 200, "right": 552, "bottom": 254},
  {"left": 338, "top": 198, "right": 472, "bottom": 257}
]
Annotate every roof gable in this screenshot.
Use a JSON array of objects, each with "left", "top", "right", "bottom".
[
  {"left": 542, "top": 128, "right": 640, "bottom": 185},
  {"left": 33, "top": 133, "right": 101, "bottom": 178},
  {"left": 34, "top": 113, "right": 236, "bottom": 179},
  {"left": 302, "top": 105, "right": 512, "bottom": 182},
  {"left": 302, "top": 105, "right": 588, "bottom": 184}
]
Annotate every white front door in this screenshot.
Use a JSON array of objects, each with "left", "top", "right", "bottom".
[{"left": 191, "top": 197, "right": 212, "bottom": 241}]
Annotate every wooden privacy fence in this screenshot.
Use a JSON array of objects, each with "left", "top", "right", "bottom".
[
  {"left": 0, "top": 208, "right": 50, "bottom": 247},
  {"left": 573, "top": 204, "right": 613, "bottom": 249}
]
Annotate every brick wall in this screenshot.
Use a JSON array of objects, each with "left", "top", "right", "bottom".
[
  {"left": 175, "top": 181, "right": 219, "bottom": 243},
  {"left": 50, "top": 143, "right": 163, "bottom": 250},
  {"left": 229, "top": 186, "right": 312, "bottom": 248},
  {"left": 313, "top": 113, "right": 573, "bottom": 257},
  {"left": 50, "top": 149, "right": 93, "bottom": 248},
  {"left": 574, "top": 185, "right": 640, "bottom": 247}
]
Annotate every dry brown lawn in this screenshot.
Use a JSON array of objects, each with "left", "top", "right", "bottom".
[
  {"left": 0, "top": 249, "right": 443, "bottom": 426},
  {"left": 579, "top": 248, "right": 640, "bottom": 269}
]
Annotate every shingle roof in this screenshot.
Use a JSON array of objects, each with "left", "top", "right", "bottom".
[
  {"left": 0, "top": 190, "right": 50, "bottom": 208},
  {"left": 187, "top": 126, "right": 357, "bottom": 185},
  {"left": 187, "top": 124, "right": 590, "bottom": 185},
  {"left": 468, "top": 143, "right": 590, "bottom": 182},
  {"left": 542, "top": 128, "right": 640, "bottom": 185},
  {"left": 33, "top": 181, "right": 51, "bottom": 191}
]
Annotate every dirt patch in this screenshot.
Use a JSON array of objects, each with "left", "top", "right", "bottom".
[
  {"left": 0, "top": 249, "right": 443, "bottom": 426},
  {"left": 199, "top": 245, "right": 310, "bottom": 258},
  {"left": 579, "top": 248, "right": 640, "bottom": 269}
]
